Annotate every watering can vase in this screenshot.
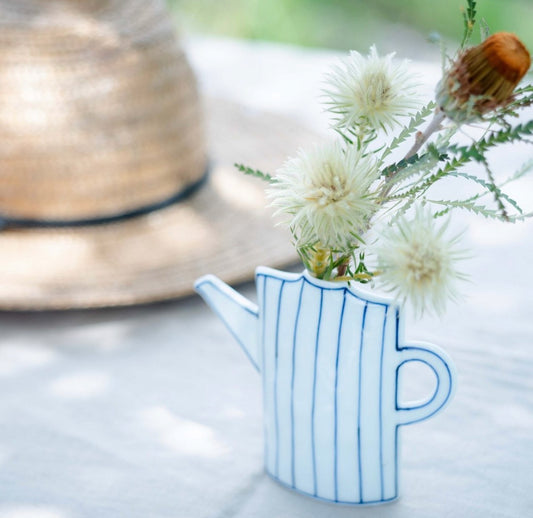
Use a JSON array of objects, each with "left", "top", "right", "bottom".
[{"left": 195, "top": 266, "right": 457, "bottom": 505}]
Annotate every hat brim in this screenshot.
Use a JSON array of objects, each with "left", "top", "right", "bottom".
[{"left": 0, "top": 99, "right": 318, "bottom": 310}]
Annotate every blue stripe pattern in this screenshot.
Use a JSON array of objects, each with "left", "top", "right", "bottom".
[
  {"left": 255, "top": 271, "right": 453, "bottom": 505},
  {"left": 290, "top": 281, "right": 305, "bottom": 487},
  {"left": 357, "top": 302, "right": 368, "bottom": 502},
  {"left": 196, "top": 268, "right": 455, "bottom": 505},
  {"left": 310, "top": 288, "right": 323, "bottom": 496},
  {"left": 257, "top": 273, "right": 396, "bottom": 504},
  {"left": 333, "top": 291, "right": 346, "bottom": 502}
]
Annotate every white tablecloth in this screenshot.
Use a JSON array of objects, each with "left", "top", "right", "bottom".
[{"left": 0, "top": 38, "right": 532, "bottom": 518}]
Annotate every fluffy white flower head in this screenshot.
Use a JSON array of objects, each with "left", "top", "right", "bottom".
[
  {"left": 268, "top": 141, "right": 379, "bottom": 250},
  {"left": 375, "top": 208, "right": 467, "bottom": 316},
  {"left": 324, "top": 46, "right": 420, "bottom": 133}
]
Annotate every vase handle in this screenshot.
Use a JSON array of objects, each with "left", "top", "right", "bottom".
[{"left": 394, "top": 341, "right": 457, "bottom": 426}]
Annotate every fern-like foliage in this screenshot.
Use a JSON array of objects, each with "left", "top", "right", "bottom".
[
  {"left": 448, "top": 171, "right": 523, "bottom": 214},
  {"left": 460, "top": 0, "right": 477, "bottom": 48},
  {"left": 234, "top": 163, "right": 275, "bottom": 183},
  {"left": 501, "top": 159, "right": 533, "bottom": 186},
  {"left": 450, "top": 121, "right": 533, "bottom": 158},
  {"left": 390, "top": 154, "right": 466, "bottom": 200},
  {"left": 429, "top": 199, "right": 531, "bottom": 222},
  {"left": 234, "top": 0, "right": 532, "bottom": 290},
  {"left": 380, "top": 101, "right": 436, "bottom": 163},
  {"left": 429, "top": 199, "right": 501, "bottom": 219},
  {"left": 380, "top": 116, "right": 532, "bottom": 224},
  {"left": 499, "top": 85, "right": 533, "bottom": 118},
  {"left": 382, "top": 151, "right": 445, "bottom": 195},
  {"left": 385, "top": 195, "right": 417, "bottom": 224},
  {"left": 384, "top": 121, "right": 531, "bottom": 207}
]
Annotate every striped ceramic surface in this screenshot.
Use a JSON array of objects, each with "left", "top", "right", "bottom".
[{"left": 195, "top": 267, "right": 457, "bottom": 505}]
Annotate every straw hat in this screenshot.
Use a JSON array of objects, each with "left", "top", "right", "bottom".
[{"left": 0, "top": 0, "right": 315, "bottom": 310}]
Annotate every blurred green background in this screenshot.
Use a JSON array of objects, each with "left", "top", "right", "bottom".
[{"left": 168, "top": 0, "right": 532, "bottom": 54}]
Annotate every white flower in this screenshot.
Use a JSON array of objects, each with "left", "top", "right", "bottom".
[
  {"left": 268, "top": 141, "right": 379, "bottom": 250},
  {"left": 323, "top": 46, "right": 420, "bottom": 133},
  {"left": 375, "top": 208, "right": 468, "bottom": 316}
]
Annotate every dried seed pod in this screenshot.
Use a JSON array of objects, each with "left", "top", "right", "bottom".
[{"left": 436, "top": 32, "right": 531, "bottom": 122}]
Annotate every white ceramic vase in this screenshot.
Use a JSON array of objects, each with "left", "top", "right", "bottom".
[{"left": 195, "top": 266, "right": 457, "bottom": 505}]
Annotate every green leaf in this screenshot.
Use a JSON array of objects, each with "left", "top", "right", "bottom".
[
  {"left": 380, "top": 101, "right": 436, "bottom": 163},
  {"left": 478, "top": 158, "right": 511, "bottom": 220},
  {"left": 449, "top": 171, "right": 524, "bottom": 215},
  {"left": 381, "top": 152, "right": 429, "bottom": 179},
  {"left": 394, "top": 156, "right": 466, "bottom": 199},
  {"left": 479, "top": 18, "right": 490, "bottom": 41},
  {"left": 430, "top": 200, "right": 499, "bottom": 219},
  {"left": 388, "top": 196, "right": 417, "bottom": 223},
  {"left": 383, "top": 151, "right": 444, "bottom": 192},
  {"left": 500, "top": 84, "right": 533, "bottom": 116},
  {"left": 460, "top": 0, "right": 477, "bottom": 49},
  {"left": 500, "top": 159, "right": 533, "bottom": 186},
  {"left": 466, "top": 0, "right": 477, "bottom": 23},
  {"left": 428, "top": 199, "right": 532, "bottom": 222},
  {"left": 514, "top": 84, "right": 533, "bottom": 97},
  {"left": 447, "top": 121, "right": 533, "bottom": 161},
  {"left": 234, "top": 163, "right": 275, "bottom": 183},
  {"left": 334, "top": 128, "right": 354, "bottom": 145}
]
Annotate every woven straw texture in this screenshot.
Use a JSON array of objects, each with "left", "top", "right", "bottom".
[
  {"left": 0, "top": 0, "right": 206, "bottom": 221},
  {"left": 0, "top": 0, "right": 317, "bottom": 309}
]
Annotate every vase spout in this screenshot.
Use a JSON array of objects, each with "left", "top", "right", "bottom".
[{"left": 194, "top": 275, "right": 260, "bottom": 371}]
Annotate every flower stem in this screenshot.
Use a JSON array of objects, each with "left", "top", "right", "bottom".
[
  {"left": 335, "top": 272, "right": 375, "bottom": 282},
  {"left": 404, "top": 109, "right": 446, "bottom": 160},
  {"left": 336, "top": 259, "right": 349, "bottom": 277},
  {"left": 379, "top": 109, "right": 446, "bottom": 201},
  {"left": 309, "top": 248, "right": 329, "bottom": 278}
]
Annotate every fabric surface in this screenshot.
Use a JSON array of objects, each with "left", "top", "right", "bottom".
[{"left": 0, "top": 37, "right": 532, "bottom": 518}]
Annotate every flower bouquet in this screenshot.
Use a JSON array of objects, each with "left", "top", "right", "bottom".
[
  {"left": 236, "top": 2, "right": 532, "bottom": 317},
  {"left": 196, "top": 0, "right": 532, "bottom": 505}
]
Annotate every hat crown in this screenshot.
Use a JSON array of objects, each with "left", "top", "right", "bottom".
[{"left": 0, "top": 0, "right": 207, "bottom": 221}]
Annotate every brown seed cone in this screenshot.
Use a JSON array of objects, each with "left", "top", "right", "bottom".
[{"left": 436, "top": 32, "right": 531, "bottom": 122}]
